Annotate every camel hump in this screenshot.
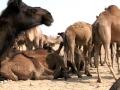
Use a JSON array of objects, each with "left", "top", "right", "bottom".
[
  {"left": 105, "top": 5, "right": 120, "bottom": 16},
  {"left": 71, "top": 21, "right": 91, "bottom": 29}
]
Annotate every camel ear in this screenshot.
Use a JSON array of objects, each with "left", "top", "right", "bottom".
[
  {"left": 7, "top": 0, "right": 22, "bottom": 9},
  {"left": 104, "top": 7, "right": 107, "bottom": 10},
  {"left": 96, "top": 16, "right": 98, "bottom": 19}
]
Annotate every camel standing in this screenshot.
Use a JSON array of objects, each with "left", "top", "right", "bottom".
[
  {"left": 64, "top": 21, "right": 92, "bottom": 78},
  {"left": 93, "top": 5, "right": 120, "bottom": 82},
  {"left": 25, "top": 26, "right": 43, "bottom": 50}
]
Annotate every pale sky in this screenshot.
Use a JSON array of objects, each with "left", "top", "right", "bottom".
[{"left": 0, "top": 0, "right": 120, "bottom": 36}]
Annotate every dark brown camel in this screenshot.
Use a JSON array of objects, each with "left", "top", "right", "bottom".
[
  {"left": 0, "top": 0, "right": 53, "bottom": 60},
  {"left": 92, "top": 5, "right": 120, "bottom": 82},
  {"left": 109, "top": 77, "right": 120, "bottom": 90},
  {"left": 0, "top": 49, "right": 69, "bottom": 80}
]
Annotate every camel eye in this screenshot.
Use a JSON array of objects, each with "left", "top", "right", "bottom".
[
  {"left": 47, "top": 12, "right": 51, "bottom": 15},
  {"left": 26, "top": 9, "right": 37, "bottom": 16},
  {"left": 30, "top": 9, "right": 37, "bottom": 14}
]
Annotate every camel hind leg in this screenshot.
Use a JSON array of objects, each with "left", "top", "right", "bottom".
[
  {"left": 103, "top": 41, "right": 117, "bottom": 81},
  {"left": 116, "top": 54, "right": 120, "bottom": 73},
  {"left": 94, "top": 44, "right": 102, "bottom": 82},
  {"left": 116, "top": 43, "right": 120, "bottom": 73},
  {"left": 83, "top": 45, "right": 92, "bottom": 77},
  {"left": 99, "top": 24, "right": 117, "bottom": 81},
  {"left": 70, "top": 41, "right": 82, "bottom": 78},
  {"left": 67, "top": 35, "right": 81, "bottom": 78}
]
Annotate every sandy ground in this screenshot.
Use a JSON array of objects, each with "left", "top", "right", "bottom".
[
  {"left": 0, "top": 62, "right": 120, "bottom": 90},
  {"left": 0, "top": 45, "right": 120, "bottom": 90}
]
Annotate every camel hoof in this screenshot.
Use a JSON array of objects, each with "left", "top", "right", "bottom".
[
  {"left": 64, "top": 74, "right": 71, "bottom": 81},
  {"left": 64, "top": 77, "right": 67, "bottom": 81},
  {"left": 94, "top": 66, "right": 97, "bottom": 68},
  {"left": 78, "top": 75, "right": 82, "bottom": 78},
  {"left": 87, "top": 74, "right": 92, "bottom": 77},
  {"left": 53, "top": 77, "right": 58, "bottom": 80},
  {"left": 67, "top": 75, "right": 71, "bottom": 78},
  {"left": 97, "top": 79, "right": 102, "bottom": 83},
  {"left": 118, "top": 70, "right": 120, "bottom": 74},
  {"left": 100, "top": 64, "right": 104, "bottom": 66}
]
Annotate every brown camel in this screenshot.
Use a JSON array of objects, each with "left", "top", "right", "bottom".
[
  {"left": 64, "top": 21, "right": 92, "bottom": 78},
  {"left": 0, "top": 49, "right": 69, "bottom": 80},
  {"left": 93, "top": 5, "right": 120, "bottom": 82}
]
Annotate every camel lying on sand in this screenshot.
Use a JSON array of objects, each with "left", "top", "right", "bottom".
[{"left": 0, "top": 49, "right": 69, "bottom": 80}]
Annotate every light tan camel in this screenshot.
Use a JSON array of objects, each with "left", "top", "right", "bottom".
[
  {"left": 57, "top": 32, "right": 91, "bottom": 77},
  {"left": 93, "top": 5, "right": 120, "bottom": 82},
  {"left": 25, "top": 25, "right": 43, "bottom": 50},
  {"left": 64, "top": 21, "right": 92, "bottom": 78}
]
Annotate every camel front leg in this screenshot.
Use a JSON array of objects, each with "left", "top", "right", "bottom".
[
  {"left": 104, "top": 43, "right": 117, "bottom": 81},
  {"left": 116, "top": 54, "right": 120, "bottom": 73},
  {"left": 71, "top": 45, "right": 82, "bottom": 78},
  {"left": 0, "top": 71, "right": 18, "bottom": 81}
]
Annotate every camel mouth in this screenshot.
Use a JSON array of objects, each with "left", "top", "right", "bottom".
[{"left": 44, "top": 20, "right": 53, "bottom": 26}]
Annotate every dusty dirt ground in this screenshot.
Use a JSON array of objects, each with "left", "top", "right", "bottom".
[
  {"left": 0, "top": 45, "right": 120, "bottom": 90},
  {"left": 0, "top": 61, "right": 120, "bottom": 90}
]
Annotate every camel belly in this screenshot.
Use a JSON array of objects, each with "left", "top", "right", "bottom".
[{"left": 111, "top": 29, "right": 120, "bottom": 42}]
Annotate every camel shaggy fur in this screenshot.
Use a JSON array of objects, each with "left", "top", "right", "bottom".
[
  {"left": 0, "top": 49, "right": 69, "bottom": 80},
  {"left": 0, "top": 0, "right": 53, "bottom": 60}
]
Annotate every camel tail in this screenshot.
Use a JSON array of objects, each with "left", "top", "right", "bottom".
[{"left": 92, "top": 20, "right": 100, "bottom": 44}]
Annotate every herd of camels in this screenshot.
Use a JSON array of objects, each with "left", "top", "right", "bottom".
[
  {"left": 0, "top": 0, "right": 120, "bottom": 89},
  {"left": 61, "top": 5, "right": 120, "bottom": 83}
]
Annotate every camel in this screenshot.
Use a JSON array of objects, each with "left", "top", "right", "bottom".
[
  {"left": 0, "top": 0, "right": 53, "bottom": 60},
  {"left": 13, "top": 26, "right": 44, "bottom": 51},
  {"left": 109, "top": 78, "right": 120, "bottom": 90},
  {"left": 92, "top": 5, "right": 120, "bottom": 82},
  {"left": 0, "top": 49, "right": 69, "bottom": 80},
  {"left": 63, "top": 21, "right": 92, "bottom": 78},
  {"left": 25, "top": 25, "right": 43, "bottom": 50},
  {"left": 13, "top": 32, "right": 26, "bottom": 51},
  {"left": 116, "top": 42, "right": 120, "bottom": 72},
  {"left": 58, "top": 32, "right": 92, "bottom": 77}
]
